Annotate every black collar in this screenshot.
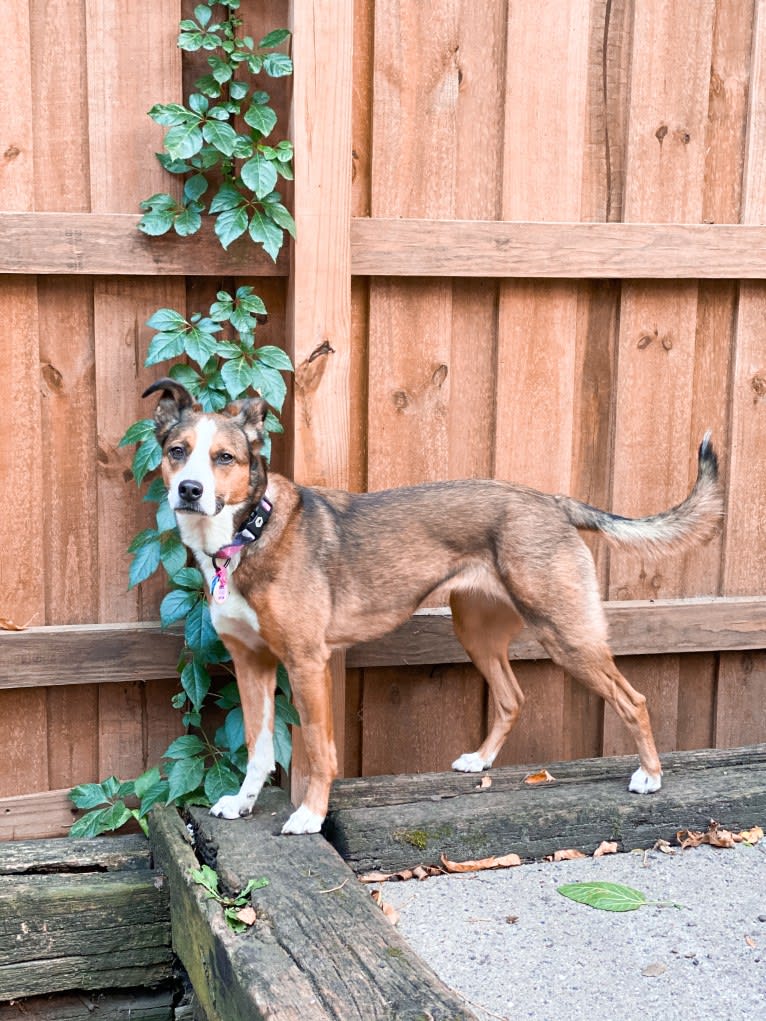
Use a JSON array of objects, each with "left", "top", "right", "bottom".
[{"left": 212, "top": 496, "right": 273, "bottom": 564}]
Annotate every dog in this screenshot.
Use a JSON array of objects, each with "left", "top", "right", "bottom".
[{"left": 143, "top": 378, "right": 723, "bottom": 834}]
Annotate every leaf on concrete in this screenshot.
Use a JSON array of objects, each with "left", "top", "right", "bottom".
[
  {"left": 0, "top": 617, "right": 27, "bottom": 631},
  {"left": 476, "top": 775, "right": 493, "bottom": 790},
  {"left": 370, "top": 889, "right": 400, "bottom": 925},
  {"left": 546, "top": 849, "right": 588, "bottom": 862},
  {"left": 558, "top": 881, "right": 648, "bottom": 912},
  {"left": 736, "top": 826, "right": 763, "bottom": 845},
  {"left": 641, "top": 962, "right": 667, "bottom": 977},
  {"left": 440, "top": 852, "right": 522, "bottom": 873},
  {"left": 523, "top": 768, "right": 556, "bottom": 785},
  {"left": 653, "top": 839, "right": 675, "bottom": 855},
  {"left": 235, "top": 906, "right": 257, "bottom": 927},
  {"left": 677, "top": 819, "right": 737, "bottom": 849},
  {"left": 593, "top": 841, "right": 620, "bottom": 858}
]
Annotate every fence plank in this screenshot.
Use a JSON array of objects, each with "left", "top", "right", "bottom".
[
  {"left": 605, "top": 0, "right": 716, "bottom": 757},
  {"left": 286, "top": 0, "right": 353, "bottom": 800}
]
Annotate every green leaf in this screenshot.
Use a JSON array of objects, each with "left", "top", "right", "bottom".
[
  {"left": 209, "top": 182, "right": 245, "bottom": 213},
  {"left": 235, "top": 286, "right": 267, "bottom": 313},
  {"left": 149, "top": 103, "right": 193, "bottom": 126},
  {"left": 275, "top": 691, "right": 300, "bottom": 727},
  {"left": 183, "top": 174, "right": 209, "bottom": 203},
  {"left": 249, "top": 362, "right": 287, "bottom": 411},
  {"left": 139, "top": 209, "right": 175, "bottom": 236},
  {"left": 120, "top": 418, "right": 156, "bottom": 448},
  {"left": 243, "top": 103, "right": 277, "bottom": 137},
  {"left": 261, "top": 198, "right": 296, "bottom": 238},
  {"left": 208, "top": 55, "right": 233, "bottom": 83},
  {"left": 258, "top": 28, "right": 291, "bottom": 49},
  {"left": 248, "top": 209, "right": 283, "bottom": 261},
  {"left": 169, "top": 363, "right": 202, "bottom": 392},
  {"left": 194, "top": 3, "right": 212, "bottom": 27},
  {"left": 165, "top": 122, "right": 204, "bottom": 160},
  {"left": 220, "top": 355, "right": 253, "bottom": 399},
  {"left": 70, "top": 782, "right": 110, "bottom": 810},
  {"left": 188, "top": 93, "right": 209, "bottom": 116},
  {"left": 240, "top": 153, "right": 277, "bottom": 199},
  {"left": 204, "top": 760, "right": 243, "bottom": 805},
  {"left": 223, "top": 707, "right": 245, "bottom": 752},
  {"left": 132, "top": 436, "right": 163, "bottom": 485},
  {"left": 202, "top": 119, "right": 238, "bottom": 156},
  {"left": 166, "top": 755, "right": 206, "bottom": 803},
  {"left": 147, "top": 308, "right": 188, "bottom": 332},
  {"left": 194, "top": 73, "right": 223, "bottom": 98},
  {"left": 157, "top": 153, "right": 191, "bottom": 174},
  {"left": 160, "top": 587, "right": 200, "bottom": 627},
  {"left": 172, "top": 566, "right": 204, "bottom": 590},
  {"left": 129, "top": 534, "right": 162, "bottom": 587},
  {"left": 137, "top": 776, "right": 170, "bottom": 818},
  {"left": 70, "top": 807, "right": 115, "bottom": 839},
  {"left": 191, "top": 863, "right": 221, "bottom": 899},
  {"left": 134, "top": 765, "right": 161, "bottom": 799},
  {"left": 273, "top": 714, "right": 292, "bottom": 772},
  {"left": 155, "top": 496, "right": 176, "bottom": 533},
  {"left": 186, "top": 600, "right": 220, "bottom": 655},
  {"left": 128, "top": 528, "right": 160, "bottom": 553},
  {"left": 160, "top": 533, "right": 188, "bottom": 578},
  {"left": 164, "top": 734, "right": 207, "bottom": 759},
  {"left": 557, "top": 882, "right": 648, "bottom": 912},
  {"left": 262, "top": 52, "right": 293, "bottom": 78},
  {"left": 184, "top": 325, "right": 221, "bottom": 365},
  {"left": 254, "top": 345, "right": 293, "bottom": 371},
  {"left": 175, "top": 206, "right": 203, "bottom": 237},
  {"left": 180, "top": 656, "right": 212, "bottom": 708},
  {"left": 145, "top": 330, "right": 187, "bottom": 366},
  {"left": 214, "top": 205, "right": 249, "bottom": 249},
  {"left": 229, "top": 80, "right": 249, "bottom": 101}
]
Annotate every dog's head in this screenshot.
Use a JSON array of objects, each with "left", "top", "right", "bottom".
[{"left": 142, "top": 378, "right": 268, "bottom": 520}]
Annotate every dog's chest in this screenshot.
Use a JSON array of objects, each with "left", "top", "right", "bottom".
[{"left": 197, "top": 555, "right": 261, "bottom": 644}]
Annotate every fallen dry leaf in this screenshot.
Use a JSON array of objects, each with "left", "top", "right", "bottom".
[
  {"left": 358, "top": 870, "right": 394, "bottom": 884},
  {"left": 745, "top": 935, "right": 757, "bottom": 949},
  {"left": 736, "top": 826, "right": 764, "bottom": 845},
  {"left": 546, "top": 849, "right": 587, "bottom": 862},
  {"left": 358, "top": 864, "right": 443, "bottom": 885},
  {"left": 593, "top": 841, "right": 619, "bottom": 858},
  {"left": 506, "top": 915, "right": 519, "bottom": 925},
  {"left": 370, "top": 889, "right": 399, "bottom": 924},
  {"left": 523, "top": 769, "right": 556, "bottom": 786},
  {"left": 653, "top": 839, "right": 675, "bottom": 855},
  {"left": 642, "top": 962, "right": 667, "bottom": 978},
  {"left": 235, "top": 906, "right": 257, "bottom": 927},
  {"left": 476, "top": 775, "right": 492, "bottom": 790},
  {"left": 0, "top": 617, "right": 27, "bottom": 632},
  {"left": 440, "top": 852, "right": 522, "bottom": 874},
  {"left": 677, "top": 819, "right": 736, "bottom": 850}
]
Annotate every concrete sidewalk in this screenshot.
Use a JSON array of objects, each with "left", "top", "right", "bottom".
[{"left": 378, "top": 841, "right": 766, "bottom": 1020}]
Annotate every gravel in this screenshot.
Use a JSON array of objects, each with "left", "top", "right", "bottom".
[{"left": 376, "top": 840, "right": 766, "bottom": 1020}]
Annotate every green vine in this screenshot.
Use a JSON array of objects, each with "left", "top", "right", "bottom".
[
  {"left": 70, "top": 3, "right": 297, "bottom": 838},
  {"left": 138, "top": 0, "right": 295, "bottom": 257}
]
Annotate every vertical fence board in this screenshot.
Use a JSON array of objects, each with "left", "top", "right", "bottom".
[
  {"left": 286, "top": 0, "right": 352, "bottom": 800},
  {"left": 604, "top": 0, "right": 716, "bottom": 757},
  {"left": 86, "top": 1, "right": 185, "bottom": 780},
  {"left": 493, "top": 1, "right": 591, "bottom": 767}
]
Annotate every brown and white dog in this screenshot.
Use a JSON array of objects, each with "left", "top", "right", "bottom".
[{"left": 144, "top": 378, "right": 723, "bottom": 834}]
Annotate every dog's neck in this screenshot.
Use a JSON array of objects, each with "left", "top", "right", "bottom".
[{"left": 175, "top": 481, "right": 275, "bottom": 561}]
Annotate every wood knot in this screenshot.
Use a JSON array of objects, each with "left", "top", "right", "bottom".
[
  {"left": 431, "top": 364, "right": 448, "bottom": 387},
  {"left": 655, "top": 125, "right": 668, "bottom": 145},
  {"left": 41, "top": 362, "right": 64, "bottom": 394},
  {"left": 661, "top": 335, "right": 673, "bottom": 351},
  {"left": 392, "top": 390, "right": 410, "bottom": 411},
  {"left": 637, "top": 332, "right": 656, "bottom": 350},
  {"left": 3, "top": 144, "right": 20, "bottom": 161},
  {"left": 751, "top": 373, "right": 766, "bottom": 397}
]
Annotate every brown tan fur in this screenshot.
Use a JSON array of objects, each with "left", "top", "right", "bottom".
[{"left": 144, "top": 378, "right": 724, "bottom": 834}]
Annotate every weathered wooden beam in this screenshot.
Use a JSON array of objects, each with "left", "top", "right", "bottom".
[
  {"left": 149, "top": 792, "right": 473, "bottom": 1020},
  {"left": 3, "top": 596, "right": 765, "bottom": 690},
  {"left": 7, "top": 214, "right": 766, "bottom": 280},
  {"left": 0, "top": 989, "right": 175, "bottom": 1021},
  {"left": 0, "top": 836, "right": 172, "bottom": 1001},
  {"left": 325, "top": 744, "right": 766, "bottom": 873},
  {"left": 0, "top": 788, "right": 79, "bottom": 841},
  {"left": 0, "top": 212, "right": 288, "bottom": 276},
  {"left": 351, "top": 218, "right": 766, "bottom": 278}
]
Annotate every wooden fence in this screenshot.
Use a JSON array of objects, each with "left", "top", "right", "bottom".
[{"left": 1, "top": 0, "right": 765, "bottom": 839}]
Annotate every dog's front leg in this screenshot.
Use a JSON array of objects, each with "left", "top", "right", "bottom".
[
  {"left": 281, "top": 655, "right": 338, "bottom": 835},
  {"left": 210, "top": 639, "right": 278, "bottom": 819}
]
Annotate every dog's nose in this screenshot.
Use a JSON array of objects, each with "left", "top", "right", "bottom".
[{"left": 178, "top": 479, "right": 203, "bottom": 502}]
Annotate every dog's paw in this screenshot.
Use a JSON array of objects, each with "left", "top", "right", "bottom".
[
  {"left": 628, "top": 766, "right": 662, "bottom": 794},
  {"left": 210, "top": 793, "right": 254, "bottom": 819},
  {"left": 281, "top": 804, "right": 324, "bottom": 835},
  {"left": 452, "top": 751, "right": 491, "bottom": 773}
]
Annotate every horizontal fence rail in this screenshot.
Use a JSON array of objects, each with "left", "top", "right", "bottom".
[
  {"left": 2, "top": 597, "right": 765, "bottom": 689},
  {"left": 4, "top": 214, "right": 766, "bottom": 278}
]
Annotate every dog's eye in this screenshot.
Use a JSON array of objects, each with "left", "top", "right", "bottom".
[
  {"left": 168, "top": 445, "right": 185, "bottom": 462},
  {"left": 216, "top": 451, "right": 235, "bottom": 466}
]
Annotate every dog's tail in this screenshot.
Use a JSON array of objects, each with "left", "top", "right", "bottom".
[{"left": 555, "top": 433, "right": 723, "bottom": 557}]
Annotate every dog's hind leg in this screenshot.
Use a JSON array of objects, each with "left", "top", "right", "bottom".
[
  {"left": 449, "top": 591, "right": 526, "bottom": 772},
  {"left": 210, "top": 639, "right": 278, "bottom": 819}
]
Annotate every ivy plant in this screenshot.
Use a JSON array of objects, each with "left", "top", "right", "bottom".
[
  {"left": 139, "top": 0, "right": 295, "bottom": 258},
  {"left": 71, "top": 288, "right": 297, "bottom": 838}
]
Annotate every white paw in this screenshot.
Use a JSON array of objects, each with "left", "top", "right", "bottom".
[
  {"left": 452, "top": 751, "right": 492, "bottom": 773},
  {"left": 210, "top": 793, "right": 255, "bottom": 819},
  {"left": 281, "top": 804, "right": 324, "bottom": 835},
  {"left": 629, "top": 766, "right": 662, "bottom": 794}
]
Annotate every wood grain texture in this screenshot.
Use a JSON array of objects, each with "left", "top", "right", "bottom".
[{"left": 326, "top": 745, "right": 766, "bottom": 873}]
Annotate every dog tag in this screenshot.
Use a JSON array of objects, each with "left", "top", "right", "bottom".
[{"left": 212, "top": 566, "right": 229, "bottom": 604}]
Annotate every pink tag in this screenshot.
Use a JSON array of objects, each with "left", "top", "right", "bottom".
[{"left": 212, "top": 566, "right": 229, "bottom": 604}]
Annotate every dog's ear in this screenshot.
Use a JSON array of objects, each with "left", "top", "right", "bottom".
[
  {"left": 142, "top": 378, "right": 195, "bottom": 443},
  {"left": 226, "top": 397, "right": 269, "bottom": 449}
]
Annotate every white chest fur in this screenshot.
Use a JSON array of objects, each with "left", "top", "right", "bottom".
[{"left": 197, "top": 553, "right": 261, "bottom": 644}]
